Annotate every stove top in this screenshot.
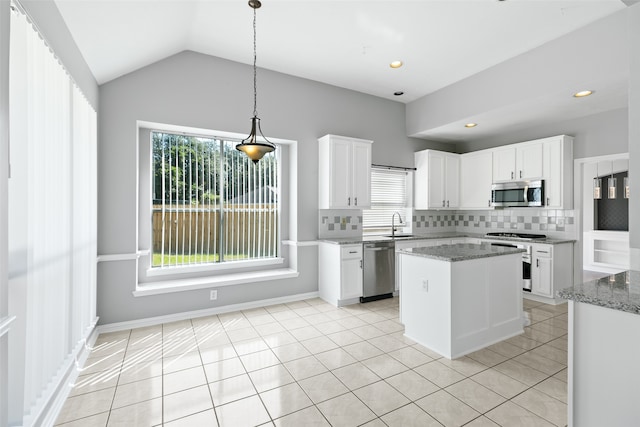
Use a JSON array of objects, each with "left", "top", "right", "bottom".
[{"left": 485, "top": 232, "right": 547, "bottom": 241}]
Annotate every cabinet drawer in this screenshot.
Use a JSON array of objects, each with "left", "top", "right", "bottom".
[
  {"left": 534, "top": 247, "right": 552, "bottom": 258},
  {"left": 341, "top": 245, "right": 363, "bottom": 260}
]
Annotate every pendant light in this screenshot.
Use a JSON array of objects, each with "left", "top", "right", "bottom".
[
  {"left": 235, "top": 0, "right": 275, "bottom": 163},
  {"left": 593, "top": 162, "right": 602, "bottom": 199},
  {"left": 624, "top": 175, "right": 629, "bottom": 199},
  {"left": 608, "top": 162, "right": 617, "bottom": 199}
]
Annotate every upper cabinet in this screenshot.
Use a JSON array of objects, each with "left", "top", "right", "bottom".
[
  {"left": 318, "top": 134, "right": 372, "bottom": 209},
  {"left": 415, "top": 150, "right": 460, "bottom": 210},
  {"left": 542, "top": 135, "right": 573, "bottom": 209},
  {"left": 460, "top": 150, "right": 493, "bottom": 209},
  {"left": 492, "top": 142, "right": 543, "bottom": 182}
]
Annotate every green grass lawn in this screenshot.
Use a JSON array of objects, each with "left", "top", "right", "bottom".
[{"left": 152, "top": 253, "right": 249, "bottom": 266}]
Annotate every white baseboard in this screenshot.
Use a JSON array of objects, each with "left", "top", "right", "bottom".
[
  {"left": 28, "top": 320, "right": 99, "bottom": 427},
  {"left": 97, "top": 291, "right": 320, "bottom": 334}
]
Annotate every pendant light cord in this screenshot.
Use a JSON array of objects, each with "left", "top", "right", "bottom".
[{"left": 252, "top": 6, "right": 258, "bottom": 117}]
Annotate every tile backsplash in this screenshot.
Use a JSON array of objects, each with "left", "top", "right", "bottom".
[
  {"left": 318, "top": 209, "right": 363, "bottom": 239},
  {"left": 318, "top": 208, "right": 577, "bottom": 240}
]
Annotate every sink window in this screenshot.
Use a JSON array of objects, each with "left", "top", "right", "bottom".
[{"left": 363, "top": 167, "right": 411, "bottom": 234}]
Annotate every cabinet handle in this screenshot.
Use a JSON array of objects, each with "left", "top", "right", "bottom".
[
  {"left": 359, "top": 260, "right": 363, "bottom": 269},
  {"left": 355, "top": 197, "right": 358, "bottom": 206},
  {"left": 537, "top": 259, "right": 539, "bottom": 267},
  {"left": 442, "top": 200, "right": 445, "bottom": 207},
  {"left": 349, "top": 251, "right": 357, "bottom": 254},
  {"left": 348, "top": 197, "right": 351, "bottom": 206},
  {"left": 447, "top": 200, "right": 450, "bottom": 208},
  {"left": 511, "top": 171, "right": 514, "bottom": 180},
  {"left": 546, "top": 197, "right": 550, "bottom": 206},
  {"left": 488, "top": 199, "right": 491, "bottom": 207},
  {"left": 520, "top": 170, "right": 522, "bottom": 179}
]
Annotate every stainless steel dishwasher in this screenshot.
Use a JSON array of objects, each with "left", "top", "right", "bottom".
[{"left": 361, "top": 241, "right": 395, "bottom": 303}]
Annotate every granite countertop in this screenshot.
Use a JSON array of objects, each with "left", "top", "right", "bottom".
[
  {"left": 481, "top": 235, "right": 576, "bottom": 245},
  {"left": 398, "top": 243, "right": 525, "bottom": 262},
  {"left": 319, "top": 232, "right": 473, "bottom": 245},
  {"left": 557, "top": 271, "right": 640, "bottom": 315},
  {"left": 320, "top": 232, "right": 575, "bottom": 246}
]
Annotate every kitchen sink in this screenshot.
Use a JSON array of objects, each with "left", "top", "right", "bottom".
[{"left": 384, "top": 234, "right": 415, "bottom": 239}]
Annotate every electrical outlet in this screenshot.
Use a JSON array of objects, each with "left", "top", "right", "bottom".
[
  {"left": 341, "top": 217, "right": 347, "bottom": 225},
  {"left": 422, "top": 279, "right": 429, "bottom": 292},
  {"left": 209, "top": 290, "right": 218, "bottom": 300}
]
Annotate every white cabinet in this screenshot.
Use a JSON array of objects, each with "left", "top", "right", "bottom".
[
  {"left": 542, "top": 135, "right": 573, "bottom": 209},
  {"left": 492, "top": 142, "right": 543, "bottom": 182},
  {"left": 460, "top": 150, "right": 493, "bottom": 209},
  {"left": 415, "top": 150, "right": 460, "bottom": 210},
  {"left": 529, "top": 242, "right": 573, "bottom": 303},
  {"left": 318, "top": 134, "right": 372, "bottom": 209},
  {"left": 318, "top": 243, "right": 363, "bottom": 306}
]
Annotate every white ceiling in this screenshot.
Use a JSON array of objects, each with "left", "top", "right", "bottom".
[{"left": 54, "top": 0, "right": 631, "bottom": 142}]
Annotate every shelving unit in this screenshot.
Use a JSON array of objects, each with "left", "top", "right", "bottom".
[{"left": 583, "top": 230, "right": 629, "bottom": 273}]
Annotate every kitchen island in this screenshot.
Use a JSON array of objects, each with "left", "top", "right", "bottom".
[
  {"left": 557, "top": 272, "right": 640, "bottom": 427},
  {"left": 398, "top": 243, "right": 525, "bottom": 359}
]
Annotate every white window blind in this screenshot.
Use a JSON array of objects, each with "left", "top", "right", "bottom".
[
  {"left": 363, "top": 167, "right": 408, "bottom": 229},
  {"left": 8, "top": 4, "right": 97, "bottom": 424},
  {"left": 152, "top": 132, "right": 279, "bottom": 268}
]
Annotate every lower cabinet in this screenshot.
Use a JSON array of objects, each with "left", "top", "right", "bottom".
[
  {"left": 530, "top": 242, "right": 573, "bottom": 302},
  {"left": 318, "top": 243, "right": 363, "bottom": 306}
]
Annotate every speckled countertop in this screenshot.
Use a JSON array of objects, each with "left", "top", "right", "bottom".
[
  {"left": 398, "top": 243, "right": 525, "bottom": 262},
  {"left": 320, "top": 232, "right": 575, "bottom": 246},
  {"left": 557, "top": 271, "right": 640, "bottom": 315}
]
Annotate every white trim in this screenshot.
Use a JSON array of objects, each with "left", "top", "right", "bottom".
[
  {"left": 97, "top": 253, "right": 139, "bottom": 262},
  {"left": 25, "top": 320, "right": 99, "bottom": 427},
  {"left": 133, "top": 268, "right": 300, "bottom": 297},
  {"left": 0, "top": 316, "right": 16, "bottom": 338},
  {"left": 146, "top": 257, "right": 285, "bottom": 277},
  {"left": 282, "top": 240, "right": 319, "bottom": 247},
  {"left": 99, "top": 291, "right": 319, "bottom": 333}
]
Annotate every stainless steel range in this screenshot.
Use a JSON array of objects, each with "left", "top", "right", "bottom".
[{"left": 484, "top": 232, "right": 547, "bottom": 291}]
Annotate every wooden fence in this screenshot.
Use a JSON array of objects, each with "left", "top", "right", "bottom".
[{"left": 152, "top": 204, "right": 278, "bottom": 258}]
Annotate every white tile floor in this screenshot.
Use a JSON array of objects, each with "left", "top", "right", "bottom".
[{"left": 56, "top": 297, "right": 568, "bottom": 426}]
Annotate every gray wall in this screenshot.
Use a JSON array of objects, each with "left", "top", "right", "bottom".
[
  {"left": 97, "top": 50, "right": 446, "bottom": 324},
  {"left": 456, "top": 108, "right": 629, "bottom": 159}
]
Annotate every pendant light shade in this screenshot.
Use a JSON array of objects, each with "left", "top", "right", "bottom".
[
  {"left": 593, "top": 162, "right": 602, "bottom": 199},
  {"left": 608, "top": 162, "right": 617, "bottom": 199},
  {"left": 624, "top": 176, "right": 630, "bottom": 199},
  {"left": 235, "top": 0, "right": 275, "bottom": 164}
]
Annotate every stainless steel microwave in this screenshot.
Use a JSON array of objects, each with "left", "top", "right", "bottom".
[{"left": 491, "top": 180, "right": 544, "bottom": 207}]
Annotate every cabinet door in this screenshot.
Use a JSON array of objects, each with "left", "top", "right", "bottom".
[
  {"left": 517, "top": 143, "right": 543, "bottom": 180},
  {"left": 493, "top": 147, "right": 516, "bottom": 182},
  {"left": 445, "top": 155, "right": 460, "bottom": 208},
  {"left": 341, "top": 257, "right": 363, "bottom": 300},
  {"left": 543, "top": 139, "right": 562, "bottom": 208},
  {"left": 329, "top": 139, "right": 352, "bottom": 208},
  {"left": 428, "top": 152, "right": 445, "bottom": 208},
  {"left": 532, "top": 252, "right": 553, "bottom": 297},
  {"left": 351, "top": 142, "right": 371, "bottom": 209},
  {"left": 460, "top": 151, "right": 492, "bottom": 209}
]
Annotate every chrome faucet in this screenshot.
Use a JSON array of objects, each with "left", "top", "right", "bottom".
[{"left": 391, "top": 211, "right": 403, "bottom": 238}]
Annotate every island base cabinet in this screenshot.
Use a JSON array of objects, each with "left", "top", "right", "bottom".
[
  {"left": 400, "top": 253, "right": 523, "bottom": 359},
  {"left": 568, "top": 302, "right": 640, "bottom": 427}
]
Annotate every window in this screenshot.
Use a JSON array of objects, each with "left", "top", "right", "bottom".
[
  {"left": 151, "top": 131, "right": 279, "bottom": 268},
  {"left": 363, "top": 167, "right": 410, "bottom": 231}
]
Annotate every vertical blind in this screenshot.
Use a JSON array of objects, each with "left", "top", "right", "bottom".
[
  {"left": 8, "top": 5, "right": 97, "bottom": 425},
  {"left": 362, "top": 167, "right": 409, "bottom": 229},
  {"left": 152, "top": 132, "right": 279, "bottom": 268}
]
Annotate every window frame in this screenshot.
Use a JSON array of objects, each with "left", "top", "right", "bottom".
[{"left": 136, "top": 122, "right": 292, "bottom": 282}]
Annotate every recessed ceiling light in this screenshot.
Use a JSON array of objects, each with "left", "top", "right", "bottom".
[
  {"left": 573, "top": 90, "right": 594, "bottom": 98},
  {"left": 465, "top": 123, "right": 478, "bottom": 128},
  {"left": 390, "top": 61, "right": 403, "bottom": 69},
  {"left": 394, "top": 91, "right": 404, "bottom": 96}
]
